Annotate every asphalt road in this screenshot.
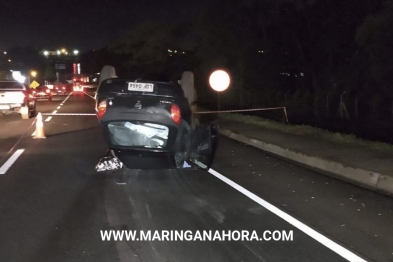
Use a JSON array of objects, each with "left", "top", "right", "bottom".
[{"left": 0, "top": 93, "right": 392, "bottom": 262}]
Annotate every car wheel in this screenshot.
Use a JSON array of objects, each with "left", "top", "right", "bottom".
[{"left": 29, "top": 104, "right": 37, "bottom": 118}]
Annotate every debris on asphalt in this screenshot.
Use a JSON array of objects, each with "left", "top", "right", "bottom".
[{"left": 96, "top": 150, "right": 124, "bottom": 172}]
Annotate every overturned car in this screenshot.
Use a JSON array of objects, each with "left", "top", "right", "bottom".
[{"left": 95, "top": 66, "right": 218, "bottom": 171}]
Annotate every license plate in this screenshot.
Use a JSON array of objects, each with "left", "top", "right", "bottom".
[
  {"left": 128, "top": 83, "right": 154, "bottom": 92},
  {"left": 0, "top": 105, "right": 10, "bottom": 110}
]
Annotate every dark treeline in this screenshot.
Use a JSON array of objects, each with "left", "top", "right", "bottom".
[
  {"left": 3, "top": 0, "right": 392, "bottom": 143},
  {"left": 101, "top": 0, "right": 393, "bottom": 143}
]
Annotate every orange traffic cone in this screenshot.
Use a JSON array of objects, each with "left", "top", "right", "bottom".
[{"left": 33, "top": 112, "right": 46, "bottom": 139}]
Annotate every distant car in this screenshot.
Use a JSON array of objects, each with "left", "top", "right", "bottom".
[
  {"left": 0, "top": 81, "right": 37, "bottom": 119},
  {"left": 33, "top": 86, "right": 52, "bottom": 101},
  {"left": 55, "top": 85, "right": 67, "bottom": 95},
  {"left": 95, "top": 66, "right": 218, "bottom": 170},
  {"left": 73, "top": 82, "right": 84, "bottom": 92}
]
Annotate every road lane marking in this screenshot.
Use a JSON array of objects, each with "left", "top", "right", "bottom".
[
  {"left": 52, "top": 110, "right": 57, "bottom": 114},
  {"left": 57, "top": 106, "right": 61, "bottom": 109},
  {"left": 45, "top": 116, "right": 52, "bottom": 122},
  {"left": 83, "top": 92, "right": 96, "bottom": 100},
  {"left": 63, "top": 92, "right": 73, "bottom": 102},
  {"left": 203, "top": 166, "right": 367, "bottom": 262},
  {"left": 0, "top": 149, "right": 25, "bottom": 175},
  {"left": 0, "top": 119, "right": 36, "bottom": 164}
]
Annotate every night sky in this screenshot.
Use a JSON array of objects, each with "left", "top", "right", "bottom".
[{"left": 0, "top": 0, "right": 205, "bottom": 52}]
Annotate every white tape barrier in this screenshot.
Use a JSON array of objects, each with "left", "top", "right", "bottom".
[{"left": 41, "top": 113, "right": 96, "bottom": 116}]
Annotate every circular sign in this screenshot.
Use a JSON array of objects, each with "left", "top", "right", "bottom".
[{"left": 209, "top": 70, "right": 230, "bottom": 92}]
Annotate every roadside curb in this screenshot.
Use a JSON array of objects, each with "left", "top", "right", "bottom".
[{"left": 219, "top": 128, "right": 393, "bottom": 197}]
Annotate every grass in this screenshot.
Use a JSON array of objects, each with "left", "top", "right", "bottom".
[{"left": 220, "top": 113, "right": 393, "bottom": 151}]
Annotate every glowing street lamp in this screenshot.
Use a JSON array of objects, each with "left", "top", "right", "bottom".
[
  {"left": 209, "top": 70, "right": 230, "bottom": 92},
  {"left": 73, "top": 50, "right": 79, "bottom": 55},
  {"left": 209, "top": 70, "right": 231, "bottom": 110},
  {"left": 30, "top": 71, "right": 37, "bottom": 78}
]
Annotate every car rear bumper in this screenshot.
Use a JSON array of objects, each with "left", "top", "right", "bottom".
[
  {"left": 35, "top": 94, "right": 51, "bottom": 99},
  {"left": 0, "top": 101, "right": 35, "bottom": 114},
  {"left": 73, "top": 87, "right": 84, "bottom": 92},
  {"left": 0, "top": 103, "right": 23, "bottom": 110}
]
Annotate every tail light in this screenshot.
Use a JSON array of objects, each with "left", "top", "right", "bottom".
[
  {"left": 170, "top": 104, "right": 181, "bottom": 125},
  {"left": 97, "top": 99, "right": 107, "bottom": 120}
]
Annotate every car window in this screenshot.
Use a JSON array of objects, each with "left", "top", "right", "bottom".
[{"left": 0, "top": 82, "right": 26, "bottom": 90}]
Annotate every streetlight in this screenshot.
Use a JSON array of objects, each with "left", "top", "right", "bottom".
[
  {"left": 209, "top": 70, "right": 231, "bottom": 110},
  {"left": 30, "top": 71, "right": 37, "bottom": 78},
  {"left": 73, "top": 50, "right": 79, "bottom": 55}
]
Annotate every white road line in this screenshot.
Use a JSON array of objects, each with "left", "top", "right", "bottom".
[
  {"left": 63, "top": 92, "right": 73, "bottom": 102},
  {"left": 0, "top": 149, "right": 25, "bottom": 175},
  {"left": 83, "top": 92, "right": 96, "bottom": 100},
  {"left": 45, "top": 116, "right": 52, "bottom": 122},
  {"left": 203, "top": 167, "right": 367, "bottom": 262},
  {"left": 57, "top": 106, "right": 61, "bottom": 109},
  {"left": 52, "top": 110, "right": 57, "bottom": 114}
]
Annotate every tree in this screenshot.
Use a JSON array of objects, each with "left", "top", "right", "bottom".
[
  {"left": 356, "top": 0, "right": 393, "bottom": 92},
  {"left": 79, "top": 48, "right": 127, "bottom": 75},
  {"left": 109, "top": 21, "right": 187, "bottom": 79}
]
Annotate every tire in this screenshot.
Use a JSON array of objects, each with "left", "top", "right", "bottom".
[
  {"left": 29, "top": 104, "right": 37, "bottom": 118},
  {"left": 99, "top": 65, "right": 117, "bottom": 85}
]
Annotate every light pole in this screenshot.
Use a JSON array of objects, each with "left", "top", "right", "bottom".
[{"left": 28, "top": 70, "right": 37, "bottom": 87}]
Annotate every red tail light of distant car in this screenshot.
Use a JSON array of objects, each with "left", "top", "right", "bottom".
[{"left": 170, "top": 104, "right": 181, "bottom": 125}]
